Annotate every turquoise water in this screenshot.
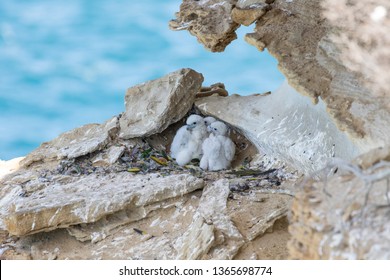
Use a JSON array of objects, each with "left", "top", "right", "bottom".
[{"left": 0, "top": 0, "right": 284, "bottom": 160}]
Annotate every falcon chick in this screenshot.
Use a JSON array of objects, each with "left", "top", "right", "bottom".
[
  {"left": 171, "top": 114, "right": 208, "bottom": 166},
  {"left": 200, "top": 121, "right": 235, "bottom": 171},
  {"left": 204, "top": 116, "right": 216, "bottom": 130}
]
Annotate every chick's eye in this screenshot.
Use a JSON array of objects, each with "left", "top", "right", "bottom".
[
  {"left": 214, "top": 128, "right": 217, "bottom": 131},
  {"left": 193, "top": 122, "right": 197, "bottom": 124}
]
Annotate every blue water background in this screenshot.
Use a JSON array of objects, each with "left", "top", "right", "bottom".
[{"left": 0, "top": 0, "right": 284, "bottom": 160}]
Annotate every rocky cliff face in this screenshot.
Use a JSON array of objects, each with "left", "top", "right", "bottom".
[
  {"left": 170, "top": 0, "right": 390, "bottom": 259},
  {"left": 0, "top": 0, "right": 389, "bottom": 260},
  {"left": 0, "top": 69, "right": 293, "bottom": 260},
  {"left": 324, "top": 0, "right": 390, "bottom": 106},
  {"left": 171, "top": 0, "right": 390, "bottom": 153},
  {"left": 289, "top": 147, "right": 390, "bottom": 259}
]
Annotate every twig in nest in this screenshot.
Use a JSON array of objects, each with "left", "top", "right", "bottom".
[
  {"left": 227, "top": 168, "right": 277, "bottom": 177},
  {"left": 196, "top": 83, "right": 228, "bottom": 98}
]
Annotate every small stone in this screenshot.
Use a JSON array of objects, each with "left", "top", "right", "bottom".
[{"left": 92, "top": 146, "right": 126, "bottom": 167}]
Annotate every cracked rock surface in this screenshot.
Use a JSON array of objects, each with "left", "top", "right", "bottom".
[{"left": 0, "top": 68, "right": 293, "bottom": 260}]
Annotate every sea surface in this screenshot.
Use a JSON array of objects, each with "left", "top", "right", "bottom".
[{"left": 0, "top": 0, "right": 284, "bottom": 160}]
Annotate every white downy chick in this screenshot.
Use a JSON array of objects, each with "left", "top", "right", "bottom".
[
  {"left": 204, "top": 116, "right": 216, "bottom": 130},
  {"left": 170, "top": 126, "right": 189, "bottom": 159},
  {"left": 200, "top": 121, "right": 235, "bottom": 171},
  {"left": 204, "top": 116, "right": 217, "bottom": 136},
  {"left": 171, "top": 114, "right": 207, "bottom": 166}
]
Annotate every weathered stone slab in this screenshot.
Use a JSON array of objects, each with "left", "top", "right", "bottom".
[
  {"left": 74, "top": 191, "right": 202, "bottom": 260},
  {"left": 228, "top": 190, "right": 291, "bottom": 241},
  {"left": 289, "top": 148, "right": 390, "bottom": 259},
  {"left": 67, "top": 205, "right": 158, "bottom": 243},
  {"left": 91, "top": 145, "right": 126, "bottom": 167},
  {"left": 119, "top": 68, "right": 203, "bottom": 139},
  {"left": 21, "top": 117, "right": 119, "bottom": 167},
  {"left": 66, "top": 196, "right": 183, "bottom": 243},
  {"left": 1, "top": 174, "right": 293, "bottom": 259},
  {"left": 174, "top": 214, "right": 215, "bottom": 260},
  {"left": 0, "top": 173, "right": 204, "bottom": 236},
  {"left": 198, "top": 179, "right": 245, "bottom": 259}
]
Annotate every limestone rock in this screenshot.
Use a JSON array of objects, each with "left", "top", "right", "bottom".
[
  {"left": 289, "top": 148, "right": 390, "bottom": 259},
  {"left": 232, "top": 0, "right": 271, "bottom": 26},
  {"left": 247, "top": 0, "right": 390, "bottom": 146},
  {"left": 228, "top": 190, "right": 291, "bottom": 241},
  {"left": 124, "top": 236, "right": 177, "bottom": 260},
  {"left": 175, "top": 0, "right": 390, "bottom": 158},
  {"left": 352, "top": 146, "right": 390, "bottom": 170},
  {"left": 236, "top": 0, "right": 274, "bottom": 7},
  {"left": 119, "top": 68, "right": 204, "bottom": 139},
  {"left": 91, "top": 145, "right": 126, "bottom": 167},
  {"left": 0, "top": 172, "right": 204, "bottom": 236},
  {"left": 1, "top": 171, "right": 293, "bottom": 259},
  {"left": 197, "top": 179, "right": 245, "bottom": 259},
  {"left": 198, "top": 179, "right": 242, "bottom": 241},
  {"left": 171, "top": 0, "right": 390, "bottom": 260},
  {"left": 324, "top": 0, "right": 390, "bottom": 105},
  {"left": 21, "top": 117, "right": 119, "bottom": 168},
  {"left": 169, "top": 0, "right": 240, "bottom": 52},
  {"left": 68, "top": 191, "right": 202, "bottom": 260},
  {"left": 65, "top": 192, "right": 191, "bottom": 244},
  {"left": 0, "top": 157, "right": 23, "bottom": 180},
  {"left": 196, "top": 81, "right": 359, "bottom": 174},
  {"left": 174, "top": 214, "right": 215, "bottom": 260}
]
